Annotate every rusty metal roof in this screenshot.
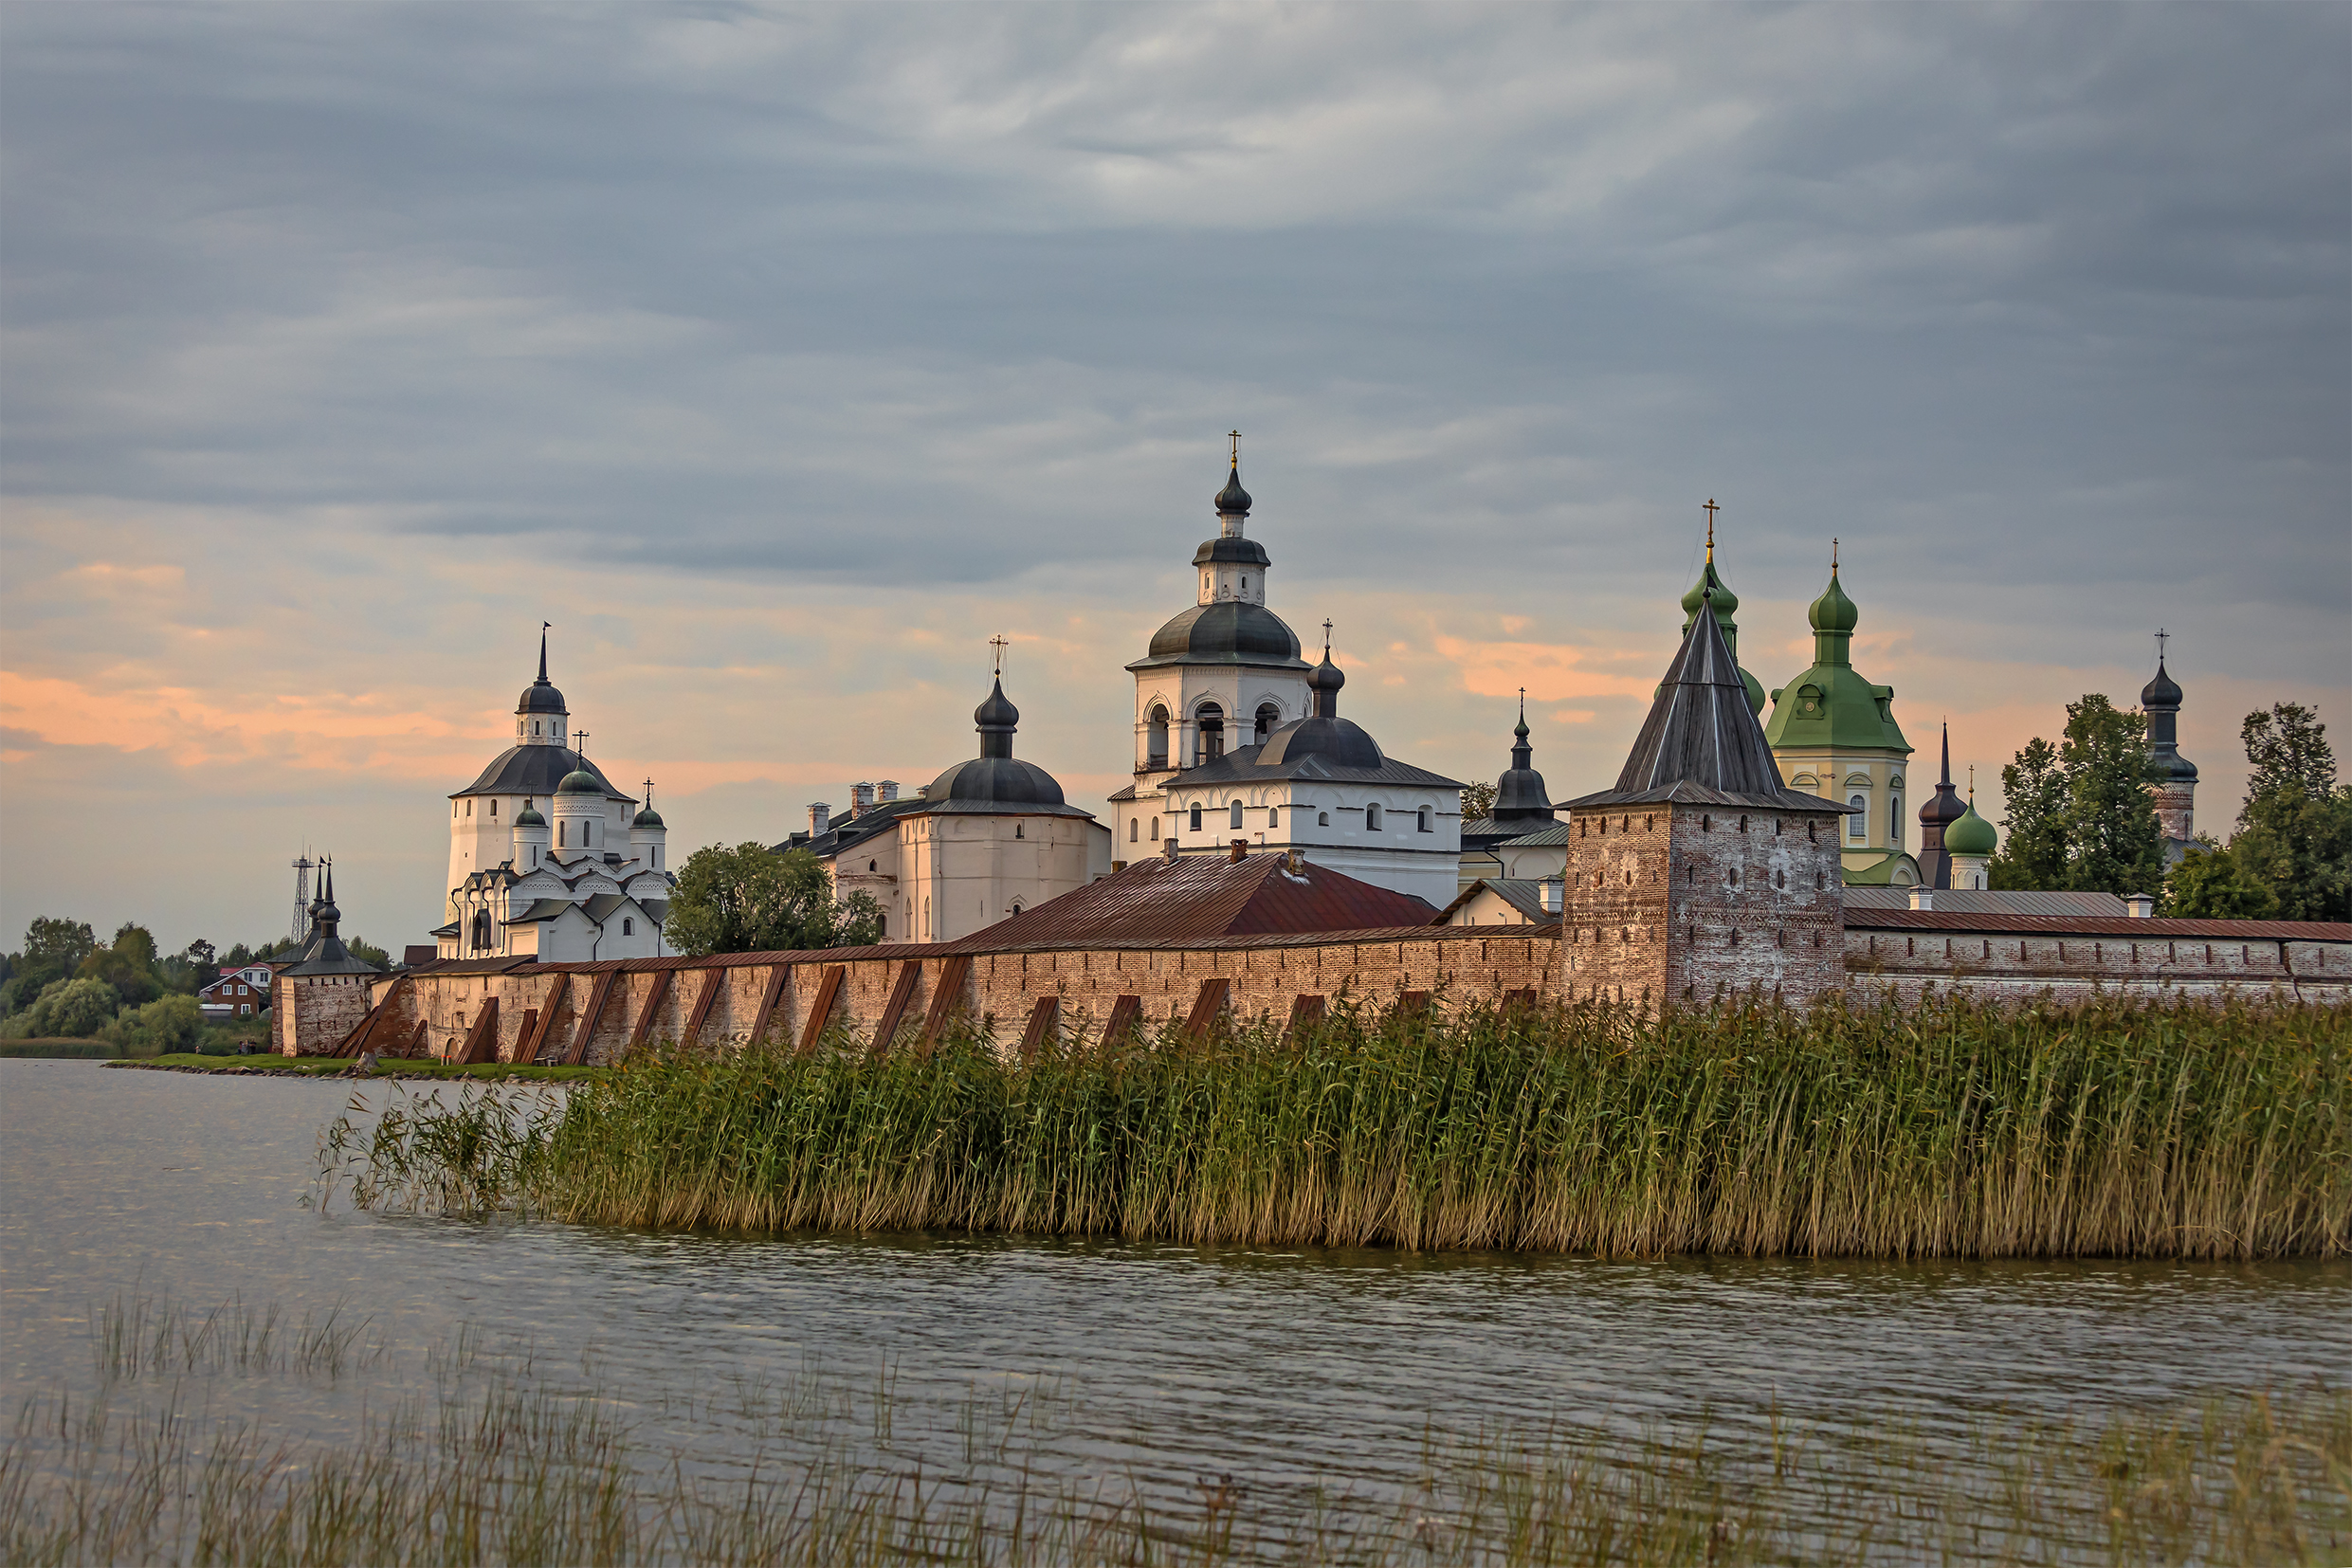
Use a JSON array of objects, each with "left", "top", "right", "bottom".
[{"left": 949, "top": 852, "right": 1439, "bottom": 948}]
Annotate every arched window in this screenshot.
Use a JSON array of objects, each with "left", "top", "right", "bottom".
[
  {"left": 557, "top": 821, "right": 566, "bottom": 847},
  {"left": 622, "top": 918, "right": 633, "bottom": 936},
  {"left": 1147, "top": 704, "right": 1170, "bottom": 768},
  {"left": 1319, "top": 811, "right": 1329, "bottom": 827},
  {"left": 922, "top": 897, "right": 930, "bottom": 939},
  {"left": 1150, "top": 816, "right": 1159, "bottom": 841},
  {"left": 1267, "top": 808, "right": 1278, "bottom": 829},
  {"left": 533, "top": 720, "right": 540, "bottom": 736},
  {"left": 879, "top": 913, "right": 888, "bottom": 938},
  {"left": 1241, "top": 576, "right": 1249, "bottom": 596},
  {"left": 1254, "top": 702, "right": 1280, "bottom": 744},
  {"left": 1417, "top": 806, "right": 1433, "bottom": 832},
  {"left": 1367, "top": 802, "right": 1383, "bottom": 830},
  {"left": 584, "top": 820, "right": 593, "bottom": 846},
  {"left": 1190, "top": 805, "right": 1204, "bottom": 831},
  {"left": 1889, "top": 796, "right": 1904, "bottom": 849},
  {"left": 1230, "top": 800, "right": 1244, "bottom": 829},
  {"left": 1015, "top": 823, "right": 1025, "bottom": 838},
  {"left": 532, "top": 847, "right": 539, "bottom": 867},
  {"left": 1849, "top": 796, "right": 1868, "bottom": 841},
  {"left": 1010, "top": 901, "right": 1023, "bottom": 916},
  {"left": 1129, "top": 819, "right": 1139, "bottom": 842},
  {"left": 1196, "top": 702, "right": 1225, "bottom": 763}
]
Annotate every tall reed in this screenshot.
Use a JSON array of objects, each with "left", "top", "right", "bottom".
[{"left": 328, "top": 995, "right": 2352, "bottom": 1258}]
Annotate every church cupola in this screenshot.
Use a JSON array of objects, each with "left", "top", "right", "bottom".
[
  {"left": 1193, "top": 433, "right": 1274, "bottom": 608},
  {"left": 1490, "top": 690, "right": 1557, "bottom": 827},
  {"left": 1915, "top": 723, "right": 1970, "bottom": 888},
  {"left": 553, "top": 764, "right": 604, "bottom": 857},
  {"left": 515, "top": 624, "right": 569, "bottom": 746},
  {"left": 511, "top": 799, "right": 551, "bottom": 871},
  {"left": 629, "top": 779, "right": 667, "bottom": 872},
  {"left": 975, "top": 677, "right": 1020, "bottom": 758},
  {"left": 2141, "top": 631, "right": 2197, "bottom": 848},
  {"left": 1306, "top": 629, "right": 1344, "bottom": 718},
  {"left": 1945, "top": 772, "right": 1998, "bottom": 889},
  {"left": 1677, "top": 502, "right": 1764, "bottom": 715}
]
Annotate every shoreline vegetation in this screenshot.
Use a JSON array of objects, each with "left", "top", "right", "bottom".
[
  {"left": 325, "top": 995, "right": 2352, "bottom": 1260},
  {"left": 101, "top": 1052, "right": 605, "bottom": 1082},
  {"left": 5, "top": 1295, "right": 2346, "bottom": 1566}
]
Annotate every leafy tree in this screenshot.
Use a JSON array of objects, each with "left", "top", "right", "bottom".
[
  {"left": 15, "top": 976, "right": 121, "bottom": 1038},
  {"left": 1989, "top": 699, "right": 2165, "bottom": 896},
  {"left": 1460, "top": 780, "right": 1498, "bottom": 825},
  {"left": 2163, "top": 839, "right": 2279, "bottom": 920},
  {"left": 1990, "top": 738, "right": 2069, "bottom": 889},
  {"left": 105, "top": 994, "right": 205, "bottom": 1055},
  {"left": 77, "top": 945, "right": 160, "bottom": 1011},
  {"left": 665, "top": 844, "right": 886, "bottom": 957},
  {"left": 347, "top": 938, "right": 391, "bottom": 970},
  {"left": 2242, "top": 702, "right": 2336, "bottom": 805},
  {"left": 10, "top": 918, "right": 97, "bottom": 1002},
  {"left": 111, "top": 922, "right": 158, "bottom": 973}
]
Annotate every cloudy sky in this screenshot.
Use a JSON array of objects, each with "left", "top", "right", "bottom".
[{"left": 3, "top": 2, "right": 2345, "bottom": 956}]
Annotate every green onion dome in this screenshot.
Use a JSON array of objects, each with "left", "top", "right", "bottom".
[
  {"left": 1946, "top": 800, "right": 1997, "bottom": 857},
  {"left": 514, "top": 803, "right": 546, "bottom": 828},
  {"left": 556, "top": 767, "right": 603, "bottom": 796},
  {"left": 1809, "top": 569, "right": 1859, "bottom": 633},
  {"left": 1680, "top": 560, "right": 1738, "bottom": 620},
  {"left": 631, "top": 805, "right": 664, "bottom": 829}
]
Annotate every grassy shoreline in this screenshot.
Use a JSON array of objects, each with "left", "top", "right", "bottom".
[{"left": 328, "top": 994, "right": 2352, "bottom": 1258}]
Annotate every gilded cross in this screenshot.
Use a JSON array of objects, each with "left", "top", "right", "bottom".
[{"left": 1229, "top": 429, "right": 1241, "bottom": 466}]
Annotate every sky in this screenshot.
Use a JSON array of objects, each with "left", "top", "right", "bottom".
[{"left": 3, "top": 2, "right": 2346, "bottom": 958}]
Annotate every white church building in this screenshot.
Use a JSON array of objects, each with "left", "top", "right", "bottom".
[
  {"left": 433, "top": 633, "right": 676, "bottom": 961},
  {"left": 1106, "top": 457, "right": 1466, "bottom": 907}
]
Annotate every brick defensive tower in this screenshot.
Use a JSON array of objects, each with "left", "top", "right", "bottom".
[{"left": 1560, "top": 585, "right": 1853, "bottom": 1011}]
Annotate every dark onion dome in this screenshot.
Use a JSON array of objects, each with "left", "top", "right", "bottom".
[
  {"left": 920, "top": 675, "right": 1091, "bottom": 814},
  {"left": 1253, "top": 644, "right": 1383, "bottom": 770},
  {"left": 1491, "top": 699, "right": 1556, "bottom": 824},
  {"left": 1194, "top": 535, "right": 1271, "bottom": 567},
  {"left": 517, "top": 627, "right": 567, "bottom": 714},
  {"left": 631, "top": 804, "right": 665, "bottom": 829},
  {"left": 454, "top": 746, "right": 624, "bottom": 800},
  {"left": 557, "top": 767, "right": 604, "bottom": 796},
  {"left": 1138, "top": 601, "right": 1307, "bottom": 665},
  {"left": 2142, "top": 656, "right": 2183, "bottom": 710},
  {"left": 1946, "top": 799, "right": 1997, "bottom": 857},
  {"left": 514, "top": 803, "right": 546, "bottom": 828},
  {"left": 1214, "top": 465, "right": 1251, "bottom": 515},
  {"left": 1919, "top": 724, "right": 1968, "bottom": 831}
]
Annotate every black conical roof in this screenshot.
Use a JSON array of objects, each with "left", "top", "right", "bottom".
[
  {"left": 2142, "top": 656, "right": 2182, "bottom": 710},
  {"left": 1565, "top": 587, "right": 1849, "bottom": 814},
  {"left": 1215, "top": 465, "right": 1251, "bottom": 515}
]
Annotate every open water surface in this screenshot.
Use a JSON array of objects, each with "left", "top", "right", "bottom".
[{"left": 5, "top": 1058, "right": 2349, "bottom": 1520}]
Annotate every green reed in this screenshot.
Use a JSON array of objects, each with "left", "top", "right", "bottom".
[{"left": 325, "top": 994, "right": 2352, "bottom": 1258}]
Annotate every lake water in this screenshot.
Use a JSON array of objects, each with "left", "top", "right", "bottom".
[{"left": 5, "top": 1058, "right": 2348, "bottom": 1546}]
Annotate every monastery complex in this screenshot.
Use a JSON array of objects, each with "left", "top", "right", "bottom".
[{"left": 274, "top": 451, "right": 2347, "bottom": 1056}]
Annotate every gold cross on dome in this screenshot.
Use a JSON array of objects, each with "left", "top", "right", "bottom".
[
  {"left": 989, "top": 635, "right": 1009, "bottom": 677},
  {"left": 1229, "top": 429, "right": 1241, "bottom": 466}
]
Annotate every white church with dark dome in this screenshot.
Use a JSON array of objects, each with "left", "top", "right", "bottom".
[{"left": 433, "top": 631, "right": 676, "bottom": 961}]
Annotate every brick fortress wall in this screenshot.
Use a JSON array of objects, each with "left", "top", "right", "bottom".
[
  {"left": 272, "top": 972, "right": 375, "bottom": 1055},
  {"left": 1560, "top": 803, "right": 1847, "bottom": 1010}
]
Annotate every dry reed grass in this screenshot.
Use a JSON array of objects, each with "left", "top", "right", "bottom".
[{"left": 323, "top": 994, "right": 2352, "bottom": 1258}]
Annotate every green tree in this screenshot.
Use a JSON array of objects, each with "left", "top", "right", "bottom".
[
  {"left": 1989, "top": 698, "right": 2165, "bottom": 896},
  {"left": 1460, "top": 780, "right": 1498, "bottom": 825},
  {"left": 1990, "top": 737, "right": 2068, "bottom": 889},
  {"left": 105, "top": 993, "right": 205, "bottom": 1055},
  {"left": 77, "top": 946, "right": 160, "bottom": 1011},
  {"left": 347, "top": 938, "right": 391, "bottom": 971},
  {"left": 10, "top": 918, "right": 97, "bottom": 1003},
  {"left": 2060, "top": 695, "right": 2167, "bottom": 896},
  {"left": 16, "top": 976, "right": 121, "bottom": 1038},
  {"left": 665, "top": 843, "right": 885, "bottom": 957},
  {"left": 110, "top": 922, "right": 158, "bottom": 973},
  {"left": 2163, "top": 839, "right": 2279, "bottom": 919},
  {"left": 2242, "top": 702, "right": 2336, "bottom": 804}
]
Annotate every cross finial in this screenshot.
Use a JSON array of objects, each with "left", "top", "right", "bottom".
[
  {"left": 1967, "top": 762, "right": 1976, "bottom": 800},
  {"left": 643, "top": 776, "right": 654, "bottom": 805},
  {"left": 2155, "top": 628, "right": 2169, "bottom": 666},
  {"left": 988, "top": 634, "right": 1009, "bottom": 678},
  {"left": 1229, "top": 429, "right": 1240, "bottom": 467},
  {"left": 1832, "top": 537, "right": 1839, "bottom": 571},
  {"left": 1702, "top": 499, "right": 1719, "bottom": 561},
  {"left": 1519, "top": 684, "right": 1525, "bottom": 720},
  {"left": 572, "top": 729, "right": 587, "bottom": 757},
  {"left": 1322, "top": 618, "right": 1332, "bottom": 657}
]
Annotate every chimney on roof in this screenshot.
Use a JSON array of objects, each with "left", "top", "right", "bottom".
[
  {"left": 1162, "top": 837, "right": 1179, "bottom": 864},
  {"left": 1908, "top": 886, "right": 1935, "bottom": 911},
  {"left": 2125, "top": 892, "right": 2155, "bottom": 919},
  {"left": 1230, "top": 839, "right": 1248, "bottom": 863},
  {"left": 809, "top": 802, "right": 831, "bottom": 837},
  {"left": 1285, "top": 848, "right": 1305, "bottom": 873},
  {"left": 849, "top": 781, "right": 876, "bottom": 816},
  {"left": 877, "top": 780, "right": 900, "bottom": 803}
]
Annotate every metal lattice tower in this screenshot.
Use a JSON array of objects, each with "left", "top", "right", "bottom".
[{"left": 291, "top": 852, "right": 315, "bottom": 943}]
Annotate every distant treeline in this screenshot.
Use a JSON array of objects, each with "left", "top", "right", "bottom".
[{"left": 0, "top": 917, "right": 388, "bottom": 1051}]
